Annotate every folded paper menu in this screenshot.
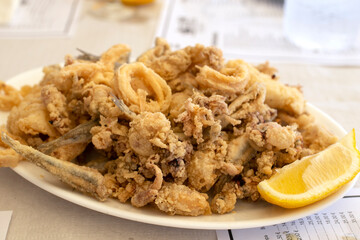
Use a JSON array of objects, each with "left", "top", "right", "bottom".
[{"left": 216, "top": 187, "right": 360, "bottom": 240}]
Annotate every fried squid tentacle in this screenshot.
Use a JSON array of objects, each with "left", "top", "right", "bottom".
[
  {"left": 131, "top": 162, "right": 163, "bottom": 207},
  {"left": 37, "top": 118, "right": 99, "bottom": 155},
  {"left": 2, "top": 132, "right": 109, "bottom": 201}
]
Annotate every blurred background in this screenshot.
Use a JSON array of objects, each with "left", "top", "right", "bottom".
[
  {"left": 1, "top": 0, "right": 360, "bottom": 81},
  {"left": 0, "top": 0, "right": 163, "bottom": 80},
  {"left": 158, "top": 0, "right": 360, "bottom": 64}
]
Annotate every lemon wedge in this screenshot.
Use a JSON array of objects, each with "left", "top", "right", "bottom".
[
  {"left": 258, "top": 129, "right": 360, "bottom": 208},
  {"left": 121, "top": 0, "right": 154, "bottom": 5}
]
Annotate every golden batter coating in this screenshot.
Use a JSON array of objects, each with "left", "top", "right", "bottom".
[
  {"left": 155, "top": 182, "right": 211, "bottom": 216},
  {"left": 0, "top": 81, "right": 22, "bottom": 111},
  {"left": 0, "top": 38, "right": 337, "bottom": 216}
]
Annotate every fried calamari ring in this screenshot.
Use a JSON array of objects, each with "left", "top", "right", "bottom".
[
  {"left": 99, "top": 44, "right": 130, "bottom": 68},
  {"left": 61, "top": 44, "right": 130, "bottom": 87},
  {"left": 228, "top": 60, "right": 305, "bottom": 115},
  {"left": 195, "top": 61, "right": 249, "bottom": 94},
  {"left": 114, "top": 62, "right": 172, "bottom": 113}
]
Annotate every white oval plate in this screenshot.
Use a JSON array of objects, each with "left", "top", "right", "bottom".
[{"left": 1, "top": 68, "right": 357, "bottom": 230}]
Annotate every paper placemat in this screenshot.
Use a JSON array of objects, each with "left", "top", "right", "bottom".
[
  {"left": 0, "top": 0, "right": 81, "bottom": 38},
  {"left": 156, "top": 0, "right": 360, "bottom": 66},
  {"left": 217, "top": 188, "right": 360, "bottom": 240},
  {"left": 0, "top": 211, "right": 12, "bottom": 240}
]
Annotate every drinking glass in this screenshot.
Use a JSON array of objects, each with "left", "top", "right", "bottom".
[{"left": 283, "top": 0, "right": 360, "bottom": 51}]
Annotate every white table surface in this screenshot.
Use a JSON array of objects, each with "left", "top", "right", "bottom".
[{"left": 0, "top": 1, "right": 359, "bottom": 239}]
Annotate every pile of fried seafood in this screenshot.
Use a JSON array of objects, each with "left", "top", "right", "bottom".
[{"left": 0, "top": 39, "right": 337, "bottom": 216}]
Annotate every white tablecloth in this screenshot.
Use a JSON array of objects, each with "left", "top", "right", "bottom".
[{"left": 0, "top": 1, "right": 359, "bottom": 239}]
